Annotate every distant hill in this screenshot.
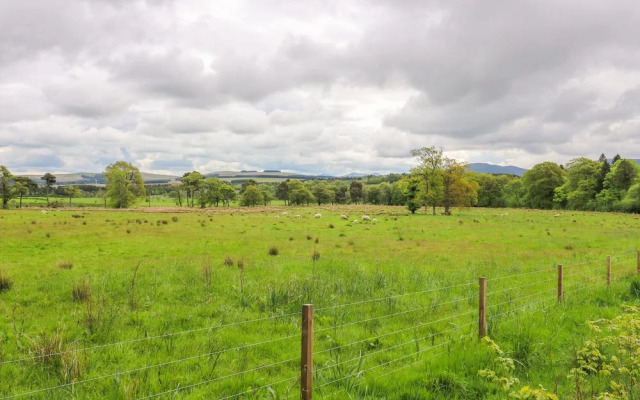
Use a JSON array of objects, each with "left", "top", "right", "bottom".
[
  {"left": 19, "top": 172, "right": 179, "bottom": 185},
  {"left": 467, "top": 163, "right": 527, "bottom": 176}
]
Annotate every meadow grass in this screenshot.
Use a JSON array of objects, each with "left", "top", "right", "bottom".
[{"left": 0, "top": 206, "right": 639, "bottom": 399}]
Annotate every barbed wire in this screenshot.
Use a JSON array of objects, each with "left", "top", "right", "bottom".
[{"left": 488, "top": 277, "right": 556, "bottom": 296}]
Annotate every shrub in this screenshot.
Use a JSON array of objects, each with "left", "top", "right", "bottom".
[
  {"left": 268, "top": 246, "right": 279, "bottom": 256},
  {"left": 57, "top": 260, "right": 73, "bottom": 270},
  {"left": 72, "top": 278, "right": 91, "bottom": 302},
  {"left": 0, "top": 270, "right": 12, "bottom": 292}
]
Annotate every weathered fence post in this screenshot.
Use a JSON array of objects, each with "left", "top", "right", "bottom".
[
  {"left": 607, "top": 255, "right": 611, "bottom": 287},
  {"left": 478, "top": 277, "right": 486, "bottom": 338},
  {"left": 301, "top": 304, "right": 314, "bottom": 400},
  {"left": 637, "top": 250, "right": 640, "bottom": 276},
  {"left": 557, "top": 264, "right": 563, "bottom": 302}
]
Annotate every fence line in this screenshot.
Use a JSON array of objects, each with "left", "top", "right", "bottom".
[
  {"left": 315, "top": 321, "right": 476, "bottom": 374},
  {"left": 314, "top": 294, "right": 477, "bottom": 334},
  {"left": 0, "top": 310, "right": 301, "bottom": 367},
  {"left": 315, "top": 281, "right": 476, "bottom": 312},
  {"left": 2, "top": 250, "right": 638, "bottom": 400}
]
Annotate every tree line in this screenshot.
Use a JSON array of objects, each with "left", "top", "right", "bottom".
[{"left": 1, "top": 151, "right": 639, "bottom": 212}]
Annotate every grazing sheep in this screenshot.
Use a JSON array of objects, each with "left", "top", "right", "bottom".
[
  {"left": 41, "top": 210, "right": 48, "bottom": 214},
  {"left": 340, "top": 214, "right": 349, "bottom": 220},
  {"left": 314, "top": 213, "right": 322, "bottom": 219},
  {"left": 372, "top": 218, "right": 378, "bottom": 222},
  {"left": 295, "top": 214, "right": 301, "bottom": 218},
  {"left": 353, "top": 219, "right": 358, "bottom": 224},
  {"left": 282, "top": 212, "right": 288, "bottom": 216},
  {"left": 275, "top": 215, "right": 280, "bottom": 219},
  {"left": 554, "top": 214, "right": 560, "bottom": 217},
  {"left": 362, "top": 215, "right": 371, "bottom": 222}
]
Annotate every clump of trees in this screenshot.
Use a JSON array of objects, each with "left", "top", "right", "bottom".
[{"left": 1, "top": 166, "right": 38, "bottom": 209}]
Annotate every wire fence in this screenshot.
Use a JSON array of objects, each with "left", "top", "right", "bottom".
[{"left": 0, "top": 251, "right": 638, "bottom": 399}]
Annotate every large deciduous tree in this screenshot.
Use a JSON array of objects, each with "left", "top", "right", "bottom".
[
  {"left": 1, "top": 166, "right": 15, "bottom": 209},
  {"left": 104, "top": 161, "right": 146, "bottom": 208},
  {"left": 522, "top": 162, "right": 565, "bottom": 209},
  {"left": 41, "top": 173, "right": 56, "bottom": 206},
  {"left": 240, "top": 185, "right": 263, "bottom": 206},
  {"left": 411, "top": 146, "right": 444, "bottom": 215}
]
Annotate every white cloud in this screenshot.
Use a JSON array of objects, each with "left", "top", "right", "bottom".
[{"left": 2, "top": 0, "right": 640, "bottom": 175}]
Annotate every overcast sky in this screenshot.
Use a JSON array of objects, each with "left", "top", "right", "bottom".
[{"left": 1, "top": 0, "right": 640, "bottom": 176}]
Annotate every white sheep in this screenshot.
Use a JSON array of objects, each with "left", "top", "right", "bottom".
[
  {"left": 362, "top": 215, "right": 371, "bottom": 222},
  {"left": 372, "top": 218, "right": 378, "bottom": 222},
  {"left": 353, "top": 219, "right": 358, "bottom": 224},
  {"left": 41, "top": 210, "right": 48, "bottom": 214},
  {"left": 340, "top": 214, "right": 348, "bottom": 220},
  {"left": 314, "top": 213, "right": 322, "bottom": 219},
  {"left": 295, "top": 214, "right": 301, "bottom": 218},
  {"left": 282, "top": 211, "right": 288, "bottom": 216},
  {"left": 275, "top": 215, "right": 280, "bottom": 219}
]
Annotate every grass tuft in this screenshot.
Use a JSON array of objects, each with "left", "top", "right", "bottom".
[
  {"left": 72, "top": 278, "right": 91, "bottom": 302},
  {"left": 0, "top": 270, "right": 12, "bottom": 292},
  {"left": 268, "top": 246, "right": 279, "bottom": 256},
  {"left": 224, "top": 256, "right": 234, "bottom": 266},
  {"left": 57, "top": 260, "right": 73, "bottom": 270}
]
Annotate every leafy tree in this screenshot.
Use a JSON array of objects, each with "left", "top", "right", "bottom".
[
  {"left": 260, "top": 185, "right": 275, "bottom": 206},
  {"left": 276, "top": 180, "right": 290, "bottom": 205},
  {"left": 411, "top": 146, "right": 444, "bottom": 215},
  {"left": 502, "top": 178, "right": 526, "bottom": 208},
  {"left": 41, "top": 173, "right": 56, "bottom": 206},
  {"left": 240, "top": 185, "right": 263, "bottom": 206},
  {"left": 103, "top": 161, "right": 146, "bottom": 208},
  {"left": 220, "top": 184, "right": 237, "bottom": 206},
  {"left": 607, "top": 159, "right": 639, "bottom": 192},
  {"left": 349, "top": 181, "right": 363, "bottom": 204},
  {"left": 333, "top": 182, "right": 348, "bottom": 204},
  {"left": 366, "top": 185, "right": 382, "bottom": 205},
  {"left": 311, "top": 183, "right": 335, "bottom": 205},
  {"left": 0, "top": 166, "right": 15, "bottom": 209},
  {"left": 596, "top": 153, "right": 610, "bottom": 193},
  {"left": 559, "top": 158, "right": 601, "bottom": 210},
  {"left": 472, "top": 173, "right": 504, "bottom": 207},
  {"left": 441, "top": 159, "right": 477, "bottom": 215},
  {"left": 65, "top": 185, "right": 82, "bottom": 206},
  {"left": 522, "top": 162, "right": 565, "bottom": 209},
  {"left": 403, "top": 175, "right": 421, "bottom": 214},
  {"left": 288, "top": 180, "right": 315, "bottom": 205},
  {"left": 198, "top": 177, "right": 223, "bottom": 207},
  {"left": 378, "top": 182, "right": 394, "bottom": 205},
  {"left": 13, "top": 176, "right": 37, "bottom": 209},
  {"left": 240, "top": 179, "right": 258, "bottom": 194},
  {"left": 180, "top": 171, "right": 204, "bottom": 207}
]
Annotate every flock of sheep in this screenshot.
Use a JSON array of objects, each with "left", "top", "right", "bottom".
[{"left": 275, "top": 211, "right": 378, "bottom": 224}]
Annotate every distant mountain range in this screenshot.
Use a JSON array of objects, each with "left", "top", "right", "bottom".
[
  {"left": 20, "top": 160, "right": 640, "bottom": 185},
  {"left": 467, "top": 163, "right": 527, "bottom": 176}
]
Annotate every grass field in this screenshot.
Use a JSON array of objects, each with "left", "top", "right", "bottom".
[{"left": 1, "top": 206, "right": 639, "bottom": 399}]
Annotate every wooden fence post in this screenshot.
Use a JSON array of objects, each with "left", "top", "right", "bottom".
[
  {"left": 478, "top": 277, "right": 486, "bottom": 338},
  {"left": 301, "top": 304, "right": 314, "bottom": 400},
  {"left": 637, "top": 250, "right": 640, "bottom": 276},
  {"left": 557, "top": 264, "right": 563, "bottom": 302},
  {"left": 607, "top": 255, "right": 611, "bottom": 287}
]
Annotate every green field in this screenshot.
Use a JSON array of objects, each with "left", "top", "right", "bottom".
[{"left": 1, "top": 206, "right": 639, "bottom": 399}]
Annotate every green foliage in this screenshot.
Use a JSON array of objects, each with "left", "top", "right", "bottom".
[
  {"left": 0, "top": 165, "right": 15, "bottom": 209},
  {"left": 288, "top": 179, "right": 315, "bottom": 205},
  {"left": 523, "top": 162, "right": 565, "bottom": 209},
  {"left": 240, "top": 185, "right": 263, "bottom": 206},
  {"left": 349, "top": 181, "right": 364, "bottom": 204},
  {"left": 104, "top": 161, "right": 146, "bottom": 208}
]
